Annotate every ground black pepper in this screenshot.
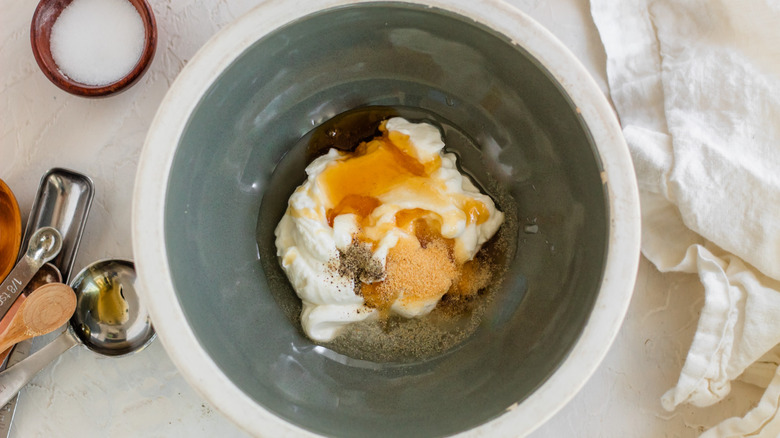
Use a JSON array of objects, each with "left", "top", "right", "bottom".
[{"left": 330, "top": 238, "right": 385, "bottom": 293}]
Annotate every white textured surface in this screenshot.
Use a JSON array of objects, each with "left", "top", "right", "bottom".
[{"left": 0, "top": 0, "right": 757, "bottom": 436}]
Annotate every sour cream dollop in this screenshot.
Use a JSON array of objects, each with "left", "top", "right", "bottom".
[{"left": 274, "top": 117, "right": 504, "bottom": 342}]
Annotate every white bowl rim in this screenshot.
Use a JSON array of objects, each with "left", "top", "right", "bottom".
[{"left": 132, "top": 0, "right": 641, "bottom": 436}]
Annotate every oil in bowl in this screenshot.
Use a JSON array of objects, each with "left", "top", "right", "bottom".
[{"left": 70, "top": 259, "right": 153, "bottom": 355}]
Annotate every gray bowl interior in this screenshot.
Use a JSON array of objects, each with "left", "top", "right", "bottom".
[{"left": 164, "top": 3, "right": 607, "bottom": 437}]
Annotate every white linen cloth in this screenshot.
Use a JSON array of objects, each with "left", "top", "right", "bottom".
[{"left": 589, "top": 0, "right": 780, "bottom": 435}]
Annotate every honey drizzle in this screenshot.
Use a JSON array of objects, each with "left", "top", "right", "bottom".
[
  {"left": 321, "top": 120, "right": 495, "bottom": 315},
  {"left": 322, "top": 127, "right": 430, "bottom": 228},
  {"left": 321, "top": 123, "right": 490, "bottom": 229}
]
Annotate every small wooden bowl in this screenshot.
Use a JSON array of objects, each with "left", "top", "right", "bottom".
[
  {"left": 30, "top": 0, "right": 157, "bottom": 97},
  {"left": 0, "top": 179, "right": 22, "bottom": 282}
]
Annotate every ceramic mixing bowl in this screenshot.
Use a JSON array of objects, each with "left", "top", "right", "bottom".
[{"left": 133, "top": 1, "right": 640, "bottom": 436}]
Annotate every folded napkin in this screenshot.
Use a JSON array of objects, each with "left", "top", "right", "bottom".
[{"left": 590, "top": 0, "right": 780, "bottom": 435}]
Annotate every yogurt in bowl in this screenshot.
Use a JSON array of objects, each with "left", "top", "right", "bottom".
[{"left": 275, "top": 117, "right": 505, "bottom": 342}]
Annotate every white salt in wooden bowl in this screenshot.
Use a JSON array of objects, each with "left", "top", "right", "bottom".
[{"left": 30, "top": 0, "right": 157, "bottom": 97}]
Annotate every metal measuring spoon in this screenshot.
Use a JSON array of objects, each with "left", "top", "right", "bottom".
[
  {"left": 0, "top": 169, "right": 93, "bottom": 437},
  {"left": 0, "top": 259, "right": 155, "bottom": 406},
  {"left": 0, "top": 227, "right": 62, "bottom": 321}
]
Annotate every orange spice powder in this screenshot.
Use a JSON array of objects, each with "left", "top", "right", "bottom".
[{"left": 361, "top": 235, "right": 457, "bottom": 312}]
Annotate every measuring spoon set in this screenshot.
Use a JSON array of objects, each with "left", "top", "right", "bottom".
[{"left": 0, "top": 168, "right": 155, "bottom": 427}]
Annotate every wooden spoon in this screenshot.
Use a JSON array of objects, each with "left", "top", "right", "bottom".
[
  {"left": 0, "top": 263, "right": 63, "bottom": 364},
  {"left": 0, "top": 283, "right": 76, "bottom": 353}
]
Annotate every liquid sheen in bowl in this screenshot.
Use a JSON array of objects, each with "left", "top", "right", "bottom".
[{"left": 132, "top": 1, "right": 641, "bottom": 437}]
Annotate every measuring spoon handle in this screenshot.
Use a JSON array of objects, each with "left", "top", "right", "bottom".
[
  {"left": 0, "top": 330, "right": 78, "bottom": 407},
  {"left": 0, "top": 255, "right": 43, "bottom": 318},
  {"left": 0, "top": 227, "right": 62, "bottom": 321}
]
